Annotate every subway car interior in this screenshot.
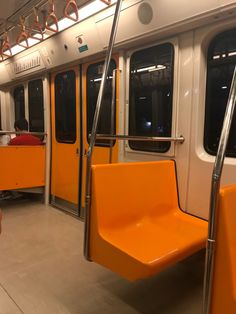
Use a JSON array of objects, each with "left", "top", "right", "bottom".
[{"left": 1, "top": 0, "right": 236, "bottom": 313}]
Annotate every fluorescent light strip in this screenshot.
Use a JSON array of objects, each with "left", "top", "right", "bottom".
[
  {"left": 137, "top": 66, "right": 156, "bottom": 73},
  {"left": 11, "top": 45, "right": 25, "bottom": 55},
  {"left": 58, "top": 18, "right": 76, "bottom": 31},
  {"left": 92, "top": 75, "right": 113, "bottom": 82},
  {"left": 149, "top": 65, "right": 166, "bottom": 72}
]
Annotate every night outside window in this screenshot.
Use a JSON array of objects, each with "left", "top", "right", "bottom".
[
  {"left": 204, "top": 28, "right": 236, "bottom": 157},
  {"left": 28, "top": 79, "right": 44, "bottom": 133},
  {"left": 86, "top": 59, "right": 116, "bottom": 147},
  {"left": 55, "top": 71, "right": 76, "bottom": 143},
  {"left": 13, "top": 85, "right": 25, "bottom": 122},
  {"left": 129, "top": 43, "right": 174, "bottom": 152}
]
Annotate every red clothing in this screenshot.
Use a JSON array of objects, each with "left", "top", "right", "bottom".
[{"left": 9, "top": 134, "right": 42, "bottom": 146}]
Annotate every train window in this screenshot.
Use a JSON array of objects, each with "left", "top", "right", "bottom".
[
  {"left": 129, "top": 43, "right": 174, "bottom": 152},
  {"left": 28, "top": 79, "right": 44, "bottom": 133},
  {"left": 55, "top": 70, "right": 76, "bottom": 143},
  {"left": 86, "top": 59, "right": 116, "bottom": 146},
  {"left": 13, "top": 85, "right": 25, "bottom": 122},
  {"left": 204, "top": 29, "right": 236, "bottom": 157}
]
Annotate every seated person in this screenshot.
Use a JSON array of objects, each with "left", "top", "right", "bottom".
[{"left": 9, "top": 119, "right": 42, "bottom": 146}]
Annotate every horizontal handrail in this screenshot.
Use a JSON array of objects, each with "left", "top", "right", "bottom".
[
  {"left": 91, "top": 134, "right": 185, "bottom": 143},
  {"left": 0, "top": 131, "right": 47, "bottom": 136}
]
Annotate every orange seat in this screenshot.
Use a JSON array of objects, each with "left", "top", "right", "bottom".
[
  {"left": 89, "top": 160, "right": 208, "bottom": 280},
  {"left": 0, "top": 146, "right": 45, "bottom": 190},
  {"left": 211, "top": 184, "right": 236, "bottom": 313}
]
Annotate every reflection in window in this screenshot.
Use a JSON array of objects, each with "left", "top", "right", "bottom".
[
  {"left": 129, "top": 43, "right": 174, "bottom": 152},
  {"left": 28, "top": 79, "right": 44, "bottom": 133},
  {"left": 86, "top": 60, "right": 116, "bottom": 146},
  {"left": 55, "top": 71, "right": 76, "bottom": 143},
  {"left": 205, "top": 28, "right": 236, "bottom": 157},
  {"left": 13, "top": 85, "right": 25, "bottom": 122}
]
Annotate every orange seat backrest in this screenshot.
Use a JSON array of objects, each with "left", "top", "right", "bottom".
[
  {"left": 211, "top": 184, "right": 236, "bottom": 313},
  {"left": 0, "top": 145, "right": 45, "bottom": 190},
  {"left": 91, "top": 160, "right": 179, "bottom": 229}
]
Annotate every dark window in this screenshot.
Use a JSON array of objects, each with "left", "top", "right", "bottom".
[
  {"left": 13, "top": 85, "right": 25, "bottom": 121},
  {"left": 28, "top": 79, "right": 44, "bottom": 133},
  {"left": 205, "top": 29, "right": 236, "bottom": 157},
  {"left": 129, "top": 43, "right": 174, "bottom": 152},
  {"left": 55, "top": 70, "right": 76, "bottom": 143},
  {"left": 86, "top": 60, "right": 116, "bottom": 146}
]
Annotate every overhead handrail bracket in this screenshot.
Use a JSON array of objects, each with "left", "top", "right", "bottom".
[
  {"left": 45, "top": 0, "right": 59, "bottom": 33},
  {"left": 63, "top": 0, "right": 79, "bottom": 22},
  {"left": 16, "top": 16, "right": 29, "bottom": 48},
  {"left": 0, "top": 32, "right": 12, "bottom": 60},
  {"left": 30, "top": 7, "right": 44, "bottom": 41}
]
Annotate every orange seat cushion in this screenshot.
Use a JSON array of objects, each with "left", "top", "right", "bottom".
[{"left": 90, "top": 160, "right": 208, "bottom": 280}]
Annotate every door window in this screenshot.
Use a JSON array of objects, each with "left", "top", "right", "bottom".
[
  {"left": 55, "top": 70, "right": 76, "bottom": 143},
  {"left": 86, "top": 60, "right": 116, "bottom": 146}
]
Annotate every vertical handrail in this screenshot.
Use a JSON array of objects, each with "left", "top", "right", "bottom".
[
  {"left": 202, "top": 65, "right": 236, "bottom": 314},
  {"left": 84, "top": 0, "right": 123, "bottom": 260},
  {"left": 109, "top": 69, "right": 117, "bottom": 163}
]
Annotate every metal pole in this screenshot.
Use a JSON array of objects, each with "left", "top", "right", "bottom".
[
  {"left": 109, "top": 69, "right": 117, "bottom": 163},
  {"left": 202, "top": 65, "right": 236, "bottom": 314},
  {"left": 84, "top": 0, "right": 123, "bottom": 260},
  {"left": 0, "top": 131, "right": 47, "bottom": 136}
]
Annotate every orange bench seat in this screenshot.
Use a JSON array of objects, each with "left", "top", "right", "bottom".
[
  {"left": 0, "top": 145, "right": 45, "bottom": 190},
  {"left": 89, "top": 160, "right": 208, "bottom": 281}
]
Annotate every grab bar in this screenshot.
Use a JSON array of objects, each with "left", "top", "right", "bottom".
[
  {"left": 0, "top": 131, "right": 47, "bottom": 136},
  {"left": 93, "top": 134, "right": 185, "bottom": 143}
]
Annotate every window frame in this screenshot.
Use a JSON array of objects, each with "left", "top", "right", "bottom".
[
  {"left": 28, "top": 78, "right": 45, "bottom": 134},
  {"left": 204, "top": 28, "right": 236, "bottom": 158},
  {"left": 86, "top": 59, "right": 117, "bottom": 147},
  {"left": 125, "top": 38, "right": 178, "bottom": 157}
]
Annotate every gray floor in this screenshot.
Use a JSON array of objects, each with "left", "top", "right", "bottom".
[{"left": 0, "top": 199, "right": 204, "bottom": 314}]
